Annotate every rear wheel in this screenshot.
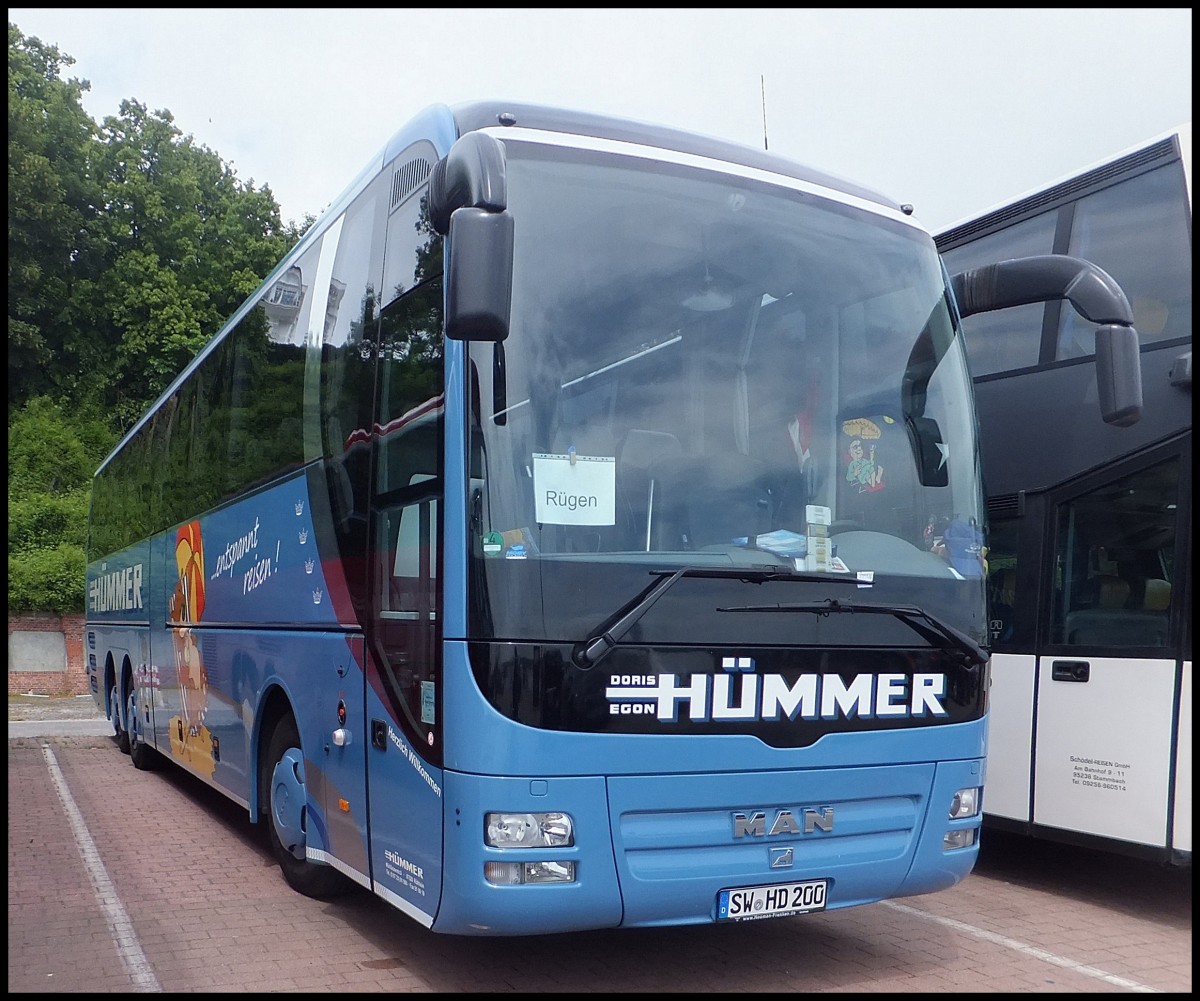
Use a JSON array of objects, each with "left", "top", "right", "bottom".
[
  {"left": 263, "top": 715, "right": 346, "bottom": 899},
  {"left": 111, "top": 681, "right": 130, "bottom": 754},
  {"left": 128, "top": 686, "right": 158, "bottom": 771}
]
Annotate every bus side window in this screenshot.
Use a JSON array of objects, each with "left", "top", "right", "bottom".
[
  {"left": 1141, "top": 577, "right": 1172, "bottom": 611},
  {"left": 1052, "top": 456, "right": 1179, "bottom": 649},
  {"left": 1056, "top": 160, "right": 1192, "bottom": 359},
  {"left": 389, "top": 478, "right": 437, "bottom": 615}
]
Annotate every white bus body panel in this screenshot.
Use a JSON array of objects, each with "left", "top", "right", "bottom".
[
  {"left": 982, "top": 653, "right": 1035, "bottom": 822},
  {"left": 1033, "top": 655, "right": 1176, "bottom": 847}
]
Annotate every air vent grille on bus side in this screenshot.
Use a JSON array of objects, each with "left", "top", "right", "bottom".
[
  {"left": 987, "top": 493, "right": 1022, "bottom": 520},
  {"left": 390, "top": 158, "right": 433, "bottom": 213}
]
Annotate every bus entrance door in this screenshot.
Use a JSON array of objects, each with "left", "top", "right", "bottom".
[
  {"left": 310, "top": 634, "right": 371, "bottom": 883},
  {"left": 1032, "top": 455, "right": 1185, "bottom": 854}
]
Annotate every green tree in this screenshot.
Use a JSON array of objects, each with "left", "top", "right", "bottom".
[
  {"left": 9, "top": 22, "right": 305, "bottom": 427},
  {"left": 8, "top": 397, "right": 113, "bottom": 614},
  {"left": 7, "top": 23, "right": 102, "bottom": 411},
  {"left": 90, "top": 98, "right": 298, "bottom": 425},
  {"left": 8, "top": 21, "right": 311, "bottom": 614}
]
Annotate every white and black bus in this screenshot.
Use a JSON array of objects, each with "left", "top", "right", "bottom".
[{"left": 936, "top": 124, "right": 1192, "bottom": 864}]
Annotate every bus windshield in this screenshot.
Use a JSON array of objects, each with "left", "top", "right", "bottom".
[{"left": 466, "top": 138, "right": 984, "bottom": 641}]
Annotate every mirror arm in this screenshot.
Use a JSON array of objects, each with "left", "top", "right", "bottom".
[
  {"left": 951, "top": 254, "right": 1134, "bottom": 325},
  {"left": 950, "top": 254, "right": 1141, "bottom": 428},
  {"left": 429, "top": 132, "right": 508, "bottom": 235}
]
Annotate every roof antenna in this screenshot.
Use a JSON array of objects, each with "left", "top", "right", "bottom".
[{"left": 760, "top": 75, "right": 769, "bottom": 151}]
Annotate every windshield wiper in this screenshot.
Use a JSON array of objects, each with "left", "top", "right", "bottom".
[
  {"left": 575, "top": 565, "right": 857, "bottom": 669},
  {"left": 716, "top": 597, "right": 988, "bottom": 667}
]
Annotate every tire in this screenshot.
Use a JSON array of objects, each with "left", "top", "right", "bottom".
[
  {"left": 111, "top": 681, "right": 130, "bottom": 755},
  {"left": 263, "top": 715, "right": 346, "bottom": 899},
  {"left": 128, "top": 687, "right": 158, "bottom": 772}
]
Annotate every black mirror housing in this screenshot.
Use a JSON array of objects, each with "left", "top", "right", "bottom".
[
  {"left": 445, "top": 207, "right": 514, "bottom": 342},
  {"left": 1095, "top": 324, "right": 1143, "bottom": 427}
]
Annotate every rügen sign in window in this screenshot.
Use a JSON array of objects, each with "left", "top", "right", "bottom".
[{"left": 532, "top": 452, "right": 616, "bottom": 525}]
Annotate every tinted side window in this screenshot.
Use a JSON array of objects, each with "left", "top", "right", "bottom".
[
  {"left": 317, "top": 172, "right": 389, "bottom": 613},
  {"left": 1057, "top": 162, "right": 1192, "bottom": 360},
  {"left": 370, "top": 277, "right": 444, "bottom": 761},
  {"left": 940, "top": 212, "right": 1057, "bottom": 376},
  {"left": 1051, "top": 457, "right": 1179, "bottom": 649},
  {"left": 381, "top": 142, "right": 439, "bottom": 308}
]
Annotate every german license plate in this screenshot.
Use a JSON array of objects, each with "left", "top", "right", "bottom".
[{"left": 717, "top": 879, "right": 828, "bottom": 921}]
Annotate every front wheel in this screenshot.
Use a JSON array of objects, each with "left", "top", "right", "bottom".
[{"left": 263, "top": 715, "right": 346, "bottom": 899}]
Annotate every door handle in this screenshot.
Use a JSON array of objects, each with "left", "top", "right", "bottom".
[{"left": 1051, "top": 660, "right": 1090, "bottom": 683}]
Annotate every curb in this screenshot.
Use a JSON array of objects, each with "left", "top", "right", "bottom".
[{"left": 8, "top": 719, "right": 114, "bottom": 738}]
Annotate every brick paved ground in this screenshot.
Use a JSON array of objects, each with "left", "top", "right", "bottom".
[{"left": 8, "top": 719, "right": 1192, "bottom": 993}]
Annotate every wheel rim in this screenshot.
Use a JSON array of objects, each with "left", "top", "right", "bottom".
[
  {"left": 126, "top": 689, "right": 139, "bottom": 746},
  {"left": 271, "top": 747, "right": 308, "bottom": 860},
  {"left": 110, "top": 683, "right": 123, "bottom": 737}
]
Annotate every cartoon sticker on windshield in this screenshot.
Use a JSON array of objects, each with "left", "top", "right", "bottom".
[{"left": 842, "top": 418, "right": 886, "bottom": 493}]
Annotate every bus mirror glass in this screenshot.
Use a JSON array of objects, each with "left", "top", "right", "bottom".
[
  {"left": 445, "top": 207, "right": 514, "bottom": 342},
  {"left": 1094, "top": 323, "right": 1143, "bottom": 427}
]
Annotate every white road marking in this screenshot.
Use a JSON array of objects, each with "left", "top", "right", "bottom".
[
  {"left": 43, "top": 744, "right": 161, "bottom": 992},
  {"left": 882, "top": 899, "right": 1160, "bottom": 993}
]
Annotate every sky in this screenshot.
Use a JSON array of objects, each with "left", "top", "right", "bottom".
[{"left": 9, "top": 8, "right": 1193, "bottom": 233}]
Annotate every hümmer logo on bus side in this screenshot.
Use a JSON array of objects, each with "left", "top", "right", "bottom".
[{"left": 88, "top": 562, "right": 144, "bottom": 613}]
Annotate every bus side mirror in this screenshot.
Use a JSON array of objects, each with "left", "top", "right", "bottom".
[
  {"left": 445, "top": 207, "right": 513, "bottom": 342},
  {"left": 950, "top": 255, "right": 1142, "bottom": 427},
  {"left": 429, "top": 131, "right": 514, "bottom": 342},
  {"left": 1095, "top": 323, "right": 1142, "bottom": 427},
  {"left": 429, "top": 132, "right": 507, "bottom": 236}
]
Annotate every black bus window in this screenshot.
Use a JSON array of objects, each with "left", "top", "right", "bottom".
[
  {"left": 1057, "top": 162, "right": 1192, "bottom": 360},
  {"left": 1052, "top": 458, "right": 1179, "bottom": 648},
  {"left": 940, "top": 212, "right": 1056, "bottom": 376}
]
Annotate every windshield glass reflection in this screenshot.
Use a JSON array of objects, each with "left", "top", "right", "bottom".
[{"left": 467, "top": 141, "right": 983, "bottom": 590}]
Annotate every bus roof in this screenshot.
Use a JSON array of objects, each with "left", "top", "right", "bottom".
[
  {"left": 449, "top": 100, "right": 903, "bottom": 215},
  {"left": 937, "top": 122, "right": 1191, "bottom": 238}
]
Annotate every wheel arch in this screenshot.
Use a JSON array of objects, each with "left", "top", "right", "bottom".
[
  {"left": 120, "top": 655, "right": 134, "bottom": 702},
  {"left": 251, "top": 683, "right": 296, "bottom": 824},
  {"left": 103, "top": 653, "right": 119, "bottom": 720}
]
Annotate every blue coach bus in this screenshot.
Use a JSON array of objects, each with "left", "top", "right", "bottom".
[{"left": 85, "top": 101, "right": 1143, "bottom": 934}]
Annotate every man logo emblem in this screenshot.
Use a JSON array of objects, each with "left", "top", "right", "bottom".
[{"left": 770, "top": 847, "right": 795, "bottom": 869}]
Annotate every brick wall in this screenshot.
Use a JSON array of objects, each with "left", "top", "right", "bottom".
[{"left": 8, "top": 614, "right": 88, "bottom": 695}]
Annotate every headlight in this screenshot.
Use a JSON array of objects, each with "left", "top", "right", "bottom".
[
  {"left": 943, "top": 786, "right": 982, "bottom": 851},
  {"left": 948, "top": 786, "right": 981, "bottom": 820},
  {"left": 485, "top": 811, "right": 574, "bottom": 848}
]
